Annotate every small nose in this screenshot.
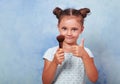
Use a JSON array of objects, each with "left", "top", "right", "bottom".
[{"left": 67, "top": 30, "right": 72, "bottom": 35}]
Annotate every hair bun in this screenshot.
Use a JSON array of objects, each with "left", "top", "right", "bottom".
[
  {"left": 80, "top": 8, "right": 90, "bottom": 18},
  {"left": 53, "top": 7, "right": 63, "bottom": 19}
]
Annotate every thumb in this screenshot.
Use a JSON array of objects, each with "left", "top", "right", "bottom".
[{"left": 79, "top": 38, "right": 84, "bottom": 47}]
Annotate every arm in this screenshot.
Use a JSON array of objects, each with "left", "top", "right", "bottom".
[
  {"left": 42, "top": 48, "right": 64, "bottom": 84},
  {"left": 42, "top": 59, "right": 58, "bottom": 84},
  {"left": 73, "top": 49, "right": 98, "bottom": 82},
  {"left": 72, "top": 39, "right": 98, "bottom": 82},
  {"left": 82, "top": 53, "right": 98, "bottom": 83}
]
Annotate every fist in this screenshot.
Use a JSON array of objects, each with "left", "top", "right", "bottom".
[
  {"left": 72, "top": 38, "right": 87, "bottom": 58},
  {"left": 53, "top": 48, "right": 64, "bottom": 65}
]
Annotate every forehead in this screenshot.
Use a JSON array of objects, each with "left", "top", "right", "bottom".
[
  {"left": 60, "top": 16, "right": 82, "bottom": 23},
  {"left": 59, "top": 16, "right": 82, "bottom": 24},
  {"left": 59, "top": 16, "right": 82, "bottom": 27}
]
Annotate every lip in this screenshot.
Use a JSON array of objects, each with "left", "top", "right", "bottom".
[{"left": 66, "top": 37, "right": 74, "bottom": 39}]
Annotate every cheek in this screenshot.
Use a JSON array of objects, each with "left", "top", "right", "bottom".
[
  {"left": 73, "top": 33, "right": 81, "bottom": 40},
  {"left": 59, "top": 32, "right": 66, "bottom": 37},
  {"left": 59, "top": 30, "right": 65, "bottom": 35},
  {"left": 74, "top": 34, "right": 80, "bottom": 39},
  {"left": 59, "top": 30, "right": 66, "bottom": 35},
  {"left": 58, "top": 28, "right": 63, "bottom": 34},
  {"left": 73, "top": 31, "right": 81, "bottom": 36}
]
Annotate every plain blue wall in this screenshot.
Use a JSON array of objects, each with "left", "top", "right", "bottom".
[{"left": 0, "top": 0, "right": 120, "bottom": 84}]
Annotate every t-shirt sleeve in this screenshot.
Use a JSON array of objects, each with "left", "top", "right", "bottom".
[
  {"left": 43, "top": 47, "right": 57, "bottom": 61},
  {"left": 85, "top": 47, "right": 94, "bottom": 58}
]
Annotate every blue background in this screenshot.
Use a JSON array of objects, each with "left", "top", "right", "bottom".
[{"left": 0, "top": 0, "right": 120, "bottom": 84}]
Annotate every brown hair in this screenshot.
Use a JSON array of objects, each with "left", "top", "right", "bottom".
[{"left": 53, "top": 7, "right": 90, "bottom": 25}]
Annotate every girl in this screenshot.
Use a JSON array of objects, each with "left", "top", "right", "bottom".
[{"left": 42, "top": 7, "right": 98, "bottom": 84}]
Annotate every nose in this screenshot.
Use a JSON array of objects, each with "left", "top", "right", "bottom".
[{"left": 67, "top": 30, "right": 72, "bottom": 35}]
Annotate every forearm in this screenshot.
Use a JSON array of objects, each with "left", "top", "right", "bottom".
[
  {"left": 42, "top": 61, "right": 58, "bottom": 84},
  {"left": 82, "top": 54, "right": 98, "bottom": 82}
]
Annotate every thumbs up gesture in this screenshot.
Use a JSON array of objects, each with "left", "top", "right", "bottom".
[
  {"left": 72, "top": 38, "right": 87, "bottom": 58},
  {"left": 79, "top": 38, "right": 84, "bottom": 47}
]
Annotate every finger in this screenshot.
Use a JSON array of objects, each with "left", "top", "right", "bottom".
[
  {"left": 59, "top": 56, "right": 64, "bottom": 60},
  {"left": 73, "top": 53, "right": 78, "bottom": 57},
  {"left": 57, "top": 49, "right": 64, "bottom": 54},
  {"left": 59, "top": 53, "right": 64, "bottom": 57},
  {"left": 59, "top": 57, "right": 64, "bottom": 65},
  {"left": 79, "top": 38, "right": 84, "bottom": 47},
  {"left": 72, "top": 45, "right": 78, "bottom": 51},
  {"left": 59, "top": 48, "right": 64, "bottom": 52},
  {"left": 57, "top": 48, "right": 63, "bottom": 51}
]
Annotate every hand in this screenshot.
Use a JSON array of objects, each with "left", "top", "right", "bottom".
[
  {"left": 53, "top": 48, "right": 64, "bottom": 65},
  {"left": 72, "top": 38, "right": 87, "bottom": 58}
]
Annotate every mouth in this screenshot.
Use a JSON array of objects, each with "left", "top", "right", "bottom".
[{"left": 65, "top": 37, "right": 74, "bottom": 39}]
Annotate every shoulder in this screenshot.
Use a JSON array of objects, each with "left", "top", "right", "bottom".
[
  {"left": 84, "top": 47, "right": 94, "bottom": 58},
  {"left": 46, "top": 46, "right": 58, "bottom": 53},
  {"left": 43, "top": 46, "right": 58, "bottom": 61}
]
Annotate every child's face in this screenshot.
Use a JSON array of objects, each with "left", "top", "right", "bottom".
[{"left": 58, "top": 16, "right": 84, "bottom": 45}]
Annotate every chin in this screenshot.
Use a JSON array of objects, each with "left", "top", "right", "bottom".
[{"left": 65, "top": 40, "right": 75, "bottom": 45}]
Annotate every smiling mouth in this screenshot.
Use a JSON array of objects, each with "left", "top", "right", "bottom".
[{"left": 66, "top": 37, "right": 73, "bottom": 39}]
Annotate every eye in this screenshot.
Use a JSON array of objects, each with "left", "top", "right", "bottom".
[
  {"left": 72, "top": 27, "right": 78, "bottom": 31},
  {"left": 61, "top": 27, "right": 67, "bottom": 30}
]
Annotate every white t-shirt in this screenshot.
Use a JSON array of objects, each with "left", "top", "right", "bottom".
[{"left": 43, "top": 46, "right": 94, "bottom": 84}]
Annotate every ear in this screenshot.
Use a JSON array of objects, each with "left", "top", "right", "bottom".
[{"left": 81, "top": 26, "right": 84, "bottom": 33}]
